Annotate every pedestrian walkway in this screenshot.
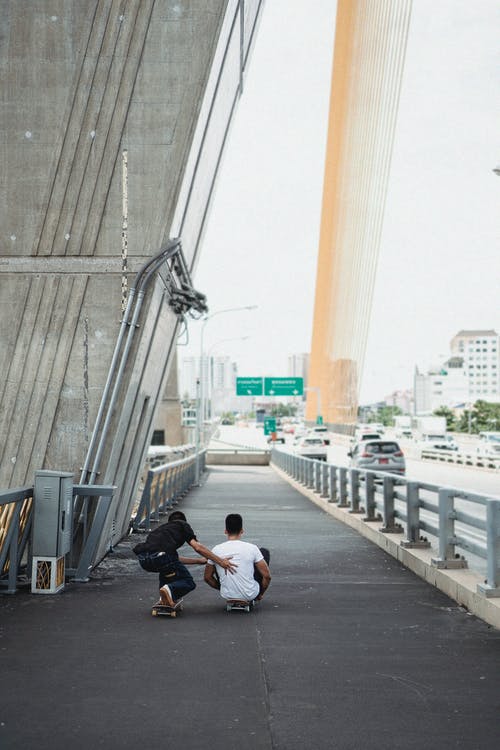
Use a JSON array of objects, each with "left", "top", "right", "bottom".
[{"left": 1, "top": 465, "right": 499, "bottom": 750}]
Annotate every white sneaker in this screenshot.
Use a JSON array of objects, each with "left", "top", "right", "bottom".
[{"left": 159, "top": 585, "right": 175, "bottom": 607}]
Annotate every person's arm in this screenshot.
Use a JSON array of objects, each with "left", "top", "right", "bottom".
[
  {"left": 203, "top": 562, "right": 220, "bottom": 590},
  {"left": 179, "top": 556, "right": 207, "bottom": 565},
  {"left": 254, "top": 559, "right": 271, "bottom": 600},
  {"left": 189, "top": 539, "right": 237, "bottom": 574}
]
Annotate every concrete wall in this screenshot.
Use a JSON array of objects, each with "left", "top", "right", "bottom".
[{"left": 0, "top": 0, "right": 264, "bottom": 563}]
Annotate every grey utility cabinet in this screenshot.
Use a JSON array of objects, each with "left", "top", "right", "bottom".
[{"left": 32, "top": 470, "right": 74, "bottom": 557}]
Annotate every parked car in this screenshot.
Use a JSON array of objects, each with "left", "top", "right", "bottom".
[
  {"left": 308, "top": 425, "right": 330, "bottom": 445},
  {"left": 294, "top": 436, "right": 328, "bottom": 461},
  {"left": 348, "top": 440, "right": 405, "bottom": 476}
]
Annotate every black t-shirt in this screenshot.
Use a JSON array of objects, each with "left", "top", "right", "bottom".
[{"left": 133, "top": 520, "right": 196, "bottom": 556}]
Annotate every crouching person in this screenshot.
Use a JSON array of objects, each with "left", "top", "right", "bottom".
[{"left": 133, "top": 510, "right": 236, "bottom": 606}]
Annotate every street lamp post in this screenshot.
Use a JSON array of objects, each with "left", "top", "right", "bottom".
[{"left": 194, "top": 305, "right": 257, "bottom": 484}]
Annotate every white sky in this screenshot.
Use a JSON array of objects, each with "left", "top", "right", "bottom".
[{"left": 179, "top": 0, "right": 499, "bottom": 404}]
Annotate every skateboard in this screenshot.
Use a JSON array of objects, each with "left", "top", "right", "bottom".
[
  {"left": 151, "top": 598, "right": 184, "bottom": 618},
  {"left": 225, "top": 599, "right": 254, "bottom": 613}
]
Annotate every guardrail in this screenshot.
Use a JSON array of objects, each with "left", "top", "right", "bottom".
[
  {"left": 0, "top": 486, "right": 34, "bottom": 594},
  {"left": 421, "top": 448, "right": 500, "bottom": 471},
  {"left": 271, "top": 448, "right": 500, "bottom": 598},
  {"left": 132, "top": 450, "right": 204, "bottom": 531},
  {"left": 1, "top": 482, "right": 116, "bottom": 592}
]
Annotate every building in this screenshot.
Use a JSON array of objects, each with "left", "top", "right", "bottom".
[
  {"left": 288, "top": 353, "right": 310, "bottom": 393},
  {"left": 179, "top": 354, "right": 249, "bottom": 418},
  {"left": 414, "top": 361, "right": 469, "bottom": 414},
  {"left": 450, "top": 330, "right": 499, "bottom": 402},
  {"left": 414, "top": 330, "right": 499, "bottom": 414},
  {"left": 383, "top": 389, "right": 414, "bottom": 414}
]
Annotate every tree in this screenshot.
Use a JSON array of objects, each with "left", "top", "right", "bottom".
[
  {"left": 362, "top": 405, "right": 402, "bottom": 427},
  {"left": 270, "top": 403, "right": 297, "bottom": 418},
  {"left": 433, "top": 406, "right": 456, "bottom": 431},
  {"left": 456, "top": 400, "right": 500, "bottom": 433}
]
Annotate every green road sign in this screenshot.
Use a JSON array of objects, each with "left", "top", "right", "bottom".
[
  {"left": 316, "top": 415, "right": 323, "bottom": 425},
  {"left": 264, "top": 377, "right": 303, "bottom": 396},
  {"left": 236, "top": 377, "right": 263, "bottom": 396},
  {"left": 264, "top": 417, "right": 276, "bottom": 435}
]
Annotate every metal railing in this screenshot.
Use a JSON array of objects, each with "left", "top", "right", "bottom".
[
  {"left": 132, "top": 450, "right": 204, "bottom": 531},
  {"left": 271, "top": 448, "right": 500, "bottom": 597},
  {"left": 0, "top": 487, "right": 34, "bottom": 593},
  {"left": 420, "top": 447, "right": 500, "bottom": 471},
  {"left": 1, "top": 483, "right": 116, "bottom": 592}
]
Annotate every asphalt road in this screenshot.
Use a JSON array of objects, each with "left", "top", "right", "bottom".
[{"left": 1, "top": 464, "right": 499, "bottom": 750}]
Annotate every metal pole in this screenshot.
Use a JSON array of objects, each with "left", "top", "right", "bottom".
[{"left": 194, "top": 377, "right": 202, "bottom": 484}]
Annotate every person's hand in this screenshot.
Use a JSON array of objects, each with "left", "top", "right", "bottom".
[
  {"left": 198, "top": 557, "right": 207, "bottom": 565},
  {"left": 221, "top": 556, "right": 237, "bottom": 575}
]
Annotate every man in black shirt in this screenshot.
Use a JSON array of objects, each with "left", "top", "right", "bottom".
[{"left": 133, "top": 511, "right": 236, "bottom": 606}]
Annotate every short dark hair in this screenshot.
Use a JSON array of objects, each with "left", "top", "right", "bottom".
[
  {"left": 225, "top": 513, "right": 243, "bottom": 534},
  {"left": 168, "top": 511, "right": 186, "bottom": 523}
]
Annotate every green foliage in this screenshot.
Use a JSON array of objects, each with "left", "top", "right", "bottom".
[
  {"left": 456, "top": 400, "right": 500, "bottom": 433},
  {"left": 220, "top": 411, "right": 236, "bottom": 425},
  {"left": 360, "top": 405, "right": 403, "bottom": 426},
  {"left": 433, "top": 406, "right": 456, "bottom": 431},
  {"left": 270, "top": 403, "right": 297, "bottom": 417}
]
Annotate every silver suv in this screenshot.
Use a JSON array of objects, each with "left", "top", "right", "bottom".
[{"left": 348, "top": 440, "right": 405, "bottom": 476}]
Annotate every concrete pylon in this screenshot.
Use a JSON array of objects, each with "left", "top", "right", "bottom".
[
  {"left": 307, "top": 0, "right": 412, "bottom": 428},
  {"left": 0, "top": 0, "right": 263, "bottom": 563}
]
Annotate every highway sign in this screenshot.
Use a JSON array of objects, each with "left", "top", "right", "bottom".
[
  {"left": 264, "top": 377, "right": 303, "bottom": 396},
  {"left": 264, "top": 417, "right": 276, "bottom": 435},
  {"left": 236, "top": 377, "right": 263, "bottom": 396}
]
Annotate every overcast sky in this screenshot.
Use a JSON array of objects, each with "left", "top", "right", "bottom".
[{"left": 178, "top": 0, "right": 499, "bottom": 404}]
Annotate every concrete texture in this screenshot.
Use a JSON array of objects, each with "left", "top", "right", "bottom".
[
  {"left": 0, "top": 1, "right": 263, "bottom": 564},
  {"left": 1, "top": 466, "right": 499, "bottom": 749}
]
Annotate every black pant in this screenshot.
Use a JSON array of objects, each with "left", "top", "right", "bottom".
[
  {"left": 254, "top": 548, "right": 270, "bottom": 595},
  {"left": 137, "top": 551, "right": 196, "bottom": 601}
]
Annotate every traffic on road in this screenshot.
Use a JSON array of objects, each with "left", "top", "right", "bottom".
[{"left": 211, "top": 422, "right": 500, "bottom": 501}]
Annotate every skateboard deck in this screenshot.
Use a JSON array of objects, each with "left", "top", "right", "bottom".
[
  {"left": 151, "top": 599, "right": 183, "bottom": 618},
  {"left": 225, "top": 599, "right": 254, "bottom": 613}
]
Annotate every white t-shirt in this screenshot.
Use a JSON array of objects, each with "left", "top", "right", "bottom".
[{"left": 209, "top": 540, "right": 264, "bottom": 601}]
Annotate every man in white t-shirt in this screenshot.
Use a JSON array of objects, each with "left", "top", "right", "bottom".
[{"left": 204, "top": 513, "right": 271, "bottom": 602}]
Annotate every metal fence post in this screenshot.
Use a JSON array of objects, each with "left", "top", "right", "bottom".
[
  {"left": 349, "top": 469, "right": 362, "bottom": 513},
  {"left": 314, "top": 462, "right": 321, "bottom": 493},
  {"left": 307, "top": 460, "right": 315, "bottom": 490},
  {"left": 328, "top": 465, "right": 337, "bottom": 503},
  {"left": 320, "top": 462, "right": 329, "bottom": 498},
  {"left": 432, "top": 489, "right": 467, "bottom": 569},
  {"left": 338, "top": 467, "right": 348, "bottom": 507},
  {"left": 401, "top": 482, "right": 430, "bottom": 548},
  {"left": 300, "top": 457, "right": 306, "bottom": 484},
  {"left": 380, "top": 475, "right": 403, "bottom": 533},
  {"left": 363, "top": 472, "right": 378, "bottom": 521},
  {"left": 477, "top": 499, "right": 500, "bottom": 597}
]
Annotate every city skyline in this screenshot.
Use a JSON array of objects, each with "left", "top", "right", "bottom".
[
  {"left": 179, "top": 326, "right": 499, "bottom": 413},
  {"left": 179, "top": 0, "right": 499, "bottom": 406}
]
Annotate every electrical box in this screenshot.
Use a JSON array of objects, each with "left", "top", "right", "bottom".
[{"left": 32, "top": 471, "right": 74, "bottom": 557}]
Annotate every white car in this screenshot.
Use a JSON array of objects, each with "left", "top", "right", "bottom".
[
  {"left": 307, "top": 425, "right": 330, "bottom": 445},
  {"left": 294, "top": 436, "right": 328, "bottom": 461}
]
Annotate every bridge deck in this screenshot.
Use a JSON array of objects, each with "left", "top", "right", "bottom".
[{"left": 1, "top": 465, "right": 499, "bottom": 749}]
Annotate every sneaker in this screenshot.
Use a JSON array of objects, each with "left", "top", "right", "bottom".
[{"left": 159, "top": 584, "right": 175, "bottom": 607}]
